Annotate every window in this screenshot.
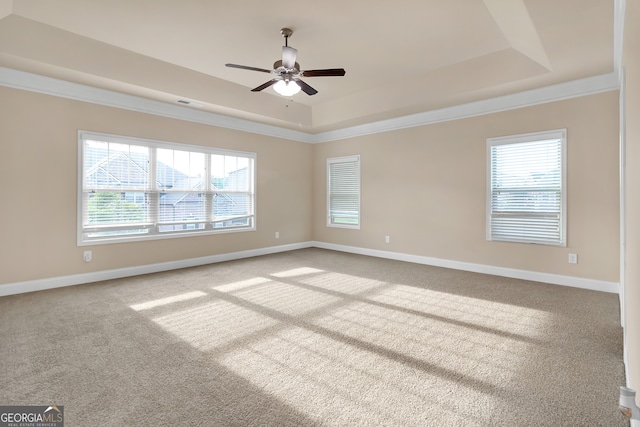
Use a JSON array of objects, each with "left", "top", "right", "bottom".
[
  {"left": 487, "top": 129, "right": 566, "bottom": 246},
  {"left": 327, "top": 155, "right": 360, "bottom": 228},
  {"left": 78, "top": 131, "right": 255, "bottom": 245}
]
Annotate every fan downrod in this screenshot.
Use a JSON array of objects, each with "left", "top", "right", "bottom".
[{"left": 280, "top": 28, "right": 293, "bottom": 46}]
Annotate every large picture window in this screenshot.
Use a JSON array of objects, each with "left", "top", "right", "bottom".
[
  {"left": 487, "top": 129, "right": 566, "bottom": 246},
  {"left": 327, "top": 155, "right": 360, "bottom": 228},
  {"left": 78, "top": 131, "right": 255, "bottom": 245}
]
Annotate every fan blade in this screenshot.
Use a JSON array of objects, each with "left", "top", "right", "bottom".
[
  {"left": 302, "top": 68, "right": 346, "bottom": 77},
  {"left": 282, "top": 46, "right": 297, "bottom": 69},
  {"left": 251, "top": 79, "right": 279, "bottom": 92},
  {"left": 226, "top": 63, "right": 272, "bottom": 73},
  {"left": 295, "top": 79, "right": 318, "bottom": 96}
]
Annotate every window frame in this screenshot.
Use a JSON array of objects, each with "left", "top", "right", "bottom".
[
  {"left": 78, "top": 130, "right": 256, "bottom": 246},
  {"left": 486, "top": 129, "right": 567, "bottom": 247},
  {"left": 327, "top": 155, "right": 361, "bottom": 229}
]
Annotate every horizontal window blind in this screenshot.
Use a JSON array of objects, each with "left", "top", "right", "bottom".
[
  {"left": 327, "top": 155, "right": 360, "bottom": 228},
  {"left": 79, "top": 131, "right": 255, "bottom": 245},
  {"left": 487, "top": 130, "right": 566, "bottom": 246}
]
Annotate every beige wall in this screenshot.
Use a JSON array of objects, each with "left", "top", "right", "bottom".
[
  {"left": 0, "top": 86, "right": 313, "bottom": 285},
  {"left": 0, "top": 78, "right": 621, "bottom": 289},
  {"left": 623, "top": 0, "right": 640, "bottom": 405},
  {"left": 313, "top": 91, "right": 620, "bottom": 282}
]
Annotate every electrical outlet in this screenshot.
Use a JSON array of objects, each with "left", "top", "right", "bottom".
[
  {"left": 83, "top": 250, "right": 92, "bottom": 262},
  {"left": 385, "top": 235, "right": 390, "bottom": 244},
  {"left": 275, "top": 231, "right": 280, "bottom": 239},
  {"left": 568, "top": 253, "right": 578, "bottom": 264}
]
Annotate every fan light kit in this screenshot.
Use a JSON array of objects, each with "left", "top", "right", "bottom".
[
  {"left": 274, "top": 80, "right": 301, "bottom": 96},
  {"left": 226, "top": 28, "right": 346, "bottom": 97}
]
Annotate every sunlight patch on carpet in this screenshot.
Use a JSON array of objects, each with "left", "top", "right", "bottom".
[
  {"left": 271, "top": 267, "right": 324, "bottom": 278},
  {"left": 211, "top": 275, "right": 553, "bottom": 425},
  {"left": 129, "top": 290, "right": 208, "bottom": 311},
  {"left": 212, "top": 276, "right": 271, "bottom": 292},
  {"left": 299, "top": 271, "right": 387, "bottom": 294},
  {"left": 225, "top": 280, "right": 341, "bottom": 316},
  {"left": 314, "top": 301, "right": 538, "bottom": 380},
  {"left": 137, "top": 267, "right": 554, "bottom": 425},
  {"left": 152, "top": 300, "right": 278, "bottom": 351},
  {"left": 368, "top": 284, "right": 551, "bottom": 339},
  {"left": 218, "top": 326, "right": 487, "bottom": 426}
]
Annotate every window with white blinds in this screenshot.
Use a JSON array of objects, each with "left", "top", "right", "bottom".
[
  {"left": 487, "top": 129, "right": 566, "bottom": 246},
  {"left": 78, "top": 131, "right": 256, "bottom": 245},
  {"left": 327, "top": 155, "right": 360, "bottom": 228}
]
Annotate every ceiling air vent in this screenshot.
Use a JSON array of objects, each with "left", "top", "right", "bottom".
[{"left": 176, "top": 99, "right": 204, "bottom": 107}]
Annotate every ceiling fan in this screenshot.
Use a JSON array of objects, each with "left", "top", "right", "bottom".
[{"left": 225, "top": 28, "right": 346, "bottom": 96}]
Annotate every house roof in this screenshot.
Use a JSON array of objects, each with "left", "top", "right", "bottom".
[
  {"left": 84, "top": 145, "right": 189, "bottom": 190},
  {"left": 84, "top": 145, "right": 249, "bottom": 207}
]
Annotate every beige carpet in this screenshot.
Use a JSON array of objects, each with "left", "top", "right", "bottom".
[{"left": 0, "top": 248, "right": 628, "bottom": 426}]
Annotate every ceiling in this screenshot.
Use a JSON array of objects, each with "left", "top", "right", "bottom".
[{"left": 0, "top": 0, "right": 615, "bottom": 133}]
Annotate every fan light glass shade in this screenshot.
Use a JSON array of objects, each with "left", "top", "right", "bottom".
[{"left": 273, "top": 80, "right": 301, "bottom": 96}]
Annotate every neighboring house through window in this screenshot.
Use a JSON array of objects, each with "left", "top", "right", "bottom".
[
  {"left": 487, "top": 129, "right": 566, "bottom": 246},
  {"left": 327, "top": 155, "right": 360, "bottom": 228},
  {"left": 78, "top": 131, "right": 255, "bottom": 245}
]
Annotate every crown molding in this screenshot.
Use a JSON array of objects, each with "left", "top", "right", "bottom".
[
  {"left": 0, "top": 66, "right": 620, "bottom": 144},
  {"left": 311, "top": 72, "right": 619, "bottom": 142},
  {"left": 0, "top": 66, "right": 314, "bottom": 143}
]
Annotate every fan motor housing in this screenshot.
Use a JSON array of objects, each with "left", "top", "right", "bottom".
[{"left": 273, "top": 60, "right": 300, "bottom": 74}]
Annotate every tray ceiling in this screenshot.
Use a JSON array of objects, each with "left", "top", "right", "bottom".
[{"left": 0, "top": 0, "right": 615, "bottom": 133}]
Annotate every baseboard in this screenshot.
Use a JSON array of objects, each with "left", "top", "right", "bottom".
[
  {"left": 625, "top": 325, "right": 631, "bottom": 384},
  {"left": 0, "top": 241, "right": 619, "bottom": 297},
  {"left": 311, "top": 241, "right": 620, "bottom": 294},
  {"left": 0, "top": 242, "right": 313, "bottom": 297}
]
